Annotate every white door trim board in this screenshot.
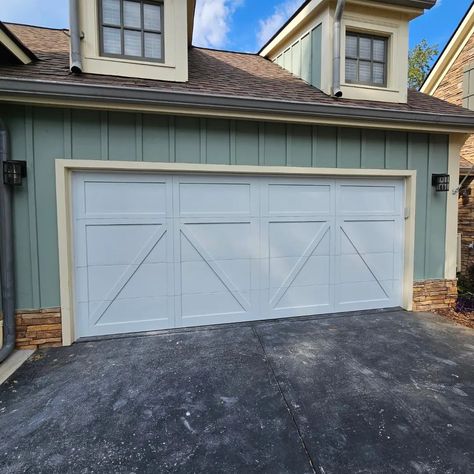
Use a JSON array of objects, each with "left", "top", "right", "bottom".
[{"left": 56, "top": 159, "right": 417, "bottom": 345}]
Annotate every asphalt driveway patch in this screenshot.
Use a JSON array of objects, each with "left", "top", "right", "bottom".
[{"left": 0, "top": 310, "right": 473, "bottom": 473}]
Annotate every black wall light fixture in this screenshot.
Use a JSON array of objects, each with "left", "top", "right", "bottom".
[
  {"left": 432, "top": 173, "right": 450, "bottom": 192},
  {"left": 2, "top": 160, "right": 27, "bottom": 186}
]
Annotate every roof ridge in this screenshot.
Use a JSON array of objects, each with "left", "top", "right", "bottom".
[
  {"left": 191, "top": 46, "right": 258, "bottom": 56},
  {"left": 3, "top": 21, "right": 68, "bottom": 32}
]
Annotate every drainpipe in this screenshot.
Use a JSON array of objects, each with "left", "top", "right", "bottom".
[
  {"left": 332, "top": 0, "right": 346, "bottom": 98},
  {"left": 0, "top": 119, "right": 15, "bottom": 364},
  {"left": 69, "top": 0, "right": 83, "bottom": 74}
]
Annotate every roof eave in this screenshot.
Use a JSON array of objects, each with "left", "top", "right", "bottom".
[{"left": 0, "top": 77, "right": 473, "bottom": 133}]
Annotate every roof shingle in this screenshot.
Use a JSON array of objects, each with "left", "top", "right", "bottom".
[{"left": 2, "top": 22, "right": 474, "bottom": 119}]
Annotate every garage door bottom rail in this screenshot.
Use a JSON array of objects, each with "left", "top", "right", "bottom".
[{"left": 74, "top": 307, "right": 404, "bottom": 343}]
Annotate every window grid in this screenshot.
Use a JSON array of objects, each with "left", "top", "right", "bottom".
[
  {"left": 99, "top": 0, "right": 164, "bottom": 62},
  {"left": 345, "top": 32, "right": 387, "bottom": 87}
]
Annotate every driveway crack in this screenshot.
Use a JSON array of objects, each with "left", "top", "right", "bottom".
[{"left": 251, "top": 325, "right": 319, "bottom": 474}]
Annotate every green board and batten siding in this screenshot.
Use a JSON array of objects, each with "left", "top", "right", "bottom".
[
  {"left": 275, "top": 24, "right": 322, "bottom": 89},
  {"left": 0, "top": 104, "right": 448, "bottom": 311}
]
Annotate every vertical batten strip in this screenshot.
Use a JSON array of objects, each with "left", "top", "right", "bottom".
[
  {"left": 25, "top": 106, "right": 41, "bottom": 308},
  {"left": 100, "top": 111, "right": 109, "bottom": 160},
  {"left": 135, "top": 113, "right": 143, "bottom": 161}
]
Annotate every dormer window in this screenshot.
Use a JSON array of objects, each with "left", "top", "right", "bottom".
[
  {"left": 345, "top": 32, "right": 387, "bottom": 87},
  {"left": 100, "top": 0, "right": 164, "bottom": 61}
]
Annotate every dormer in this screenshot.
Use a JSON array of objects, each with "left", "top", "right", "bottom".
[
  {"left": 260, "top": 0, "right": 436, "bottom": 103},
  {"left": 71, "top": 0, "right": 195, "bottom": 82}
]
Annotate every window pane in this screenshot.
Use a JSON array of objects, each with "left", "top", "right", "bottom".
[
  {"left": 373, "top": 62, "right": 385, "bottom": 84},
  {"left": 124, "top": 29, "right": 142, "bottom": 56},
  {"left": 373, "top": 39, "right": 386, "bottom": 62},
  {"left": 359, "top": 37, "right": 371, "bottom": 60},
  {"left": 345, "top": 58, "right": 357, "bottom": 82},
  {"left": 346, "top": 34, "right": 357, "bottom": 57},
  {"left": 359, "top": 61, "right": 371, "bottom": 83},
  {"left": 124, "top": 1, "right": 141, "bottom": 28},
  {"left": 103, "top": 27, "right": 122, "bottom": 54},
  {"left": 102, "top": 0, "right": 121, "bottom": 25},
  {"left": 144, "top": 32, "right": 162, "bottom": 59},
  {"left": 144, "top": 4, "right": 162, "bottom": 31}
]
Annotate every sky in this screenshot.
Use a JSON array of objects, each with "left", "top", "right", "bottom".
[{"left": 0, "top": 0, "right": 472, "bottom": 56}]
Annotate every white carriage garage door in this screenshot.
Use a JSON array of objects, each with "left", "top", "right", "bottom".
[{"left": 72, "top": 172, "right": 405, "bottom": 338}]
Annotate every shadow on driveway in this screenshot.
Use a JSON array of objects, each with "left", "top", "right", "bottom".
[{"left": 1, "top": 310, "right": 473, "bottom": 473}]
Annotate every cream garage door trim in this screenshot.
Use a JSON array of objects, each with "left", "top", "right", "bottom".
[{"left": 56, "top": 160, "right": 417, "bottom": 345}]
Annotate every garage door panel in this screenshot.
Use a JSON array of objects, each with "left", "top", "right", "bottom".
[
  {"left": 337, "top": 182, "right": 399, "bottom": 215},
  {"left": 266, "top": 222, "right": 333, "bottom": 316},
  {"left": 180, "top": 291, "right": 251, "bottom": 319},
  {"left": 84, "top": 180, "right": 169, "bottom": 217},
  {"left": 336, "top": 280, "right": 394, "bottom": 306},
  {"left": 338, "top": 253, "right": 395, "bottom": 283},
  {"left": 268, "top": 255, "right": 331, "bottom": 288},
  {"left": 267, "top": 229, "right": 332, "bottom": 294},
  {"left": 181, "top": 260, "right": 251, "bottom": 294},
  {"left": 268, "top": 221, "right": 331, "bottom": 258},
  {"left": 340, "top": 220, "right": 398, "bottom": 255},
  {"left": 178, "top": 181, "right": 253, "bottom": 217},
  {"left": 176, "top": 223, "right": 255, "bottom": 325},
  {"left": 86, "top": 263, "right": 171, "bottom": 303},
  {"left": 266, "top": 182, "right": 332, "bottom": 216},
  {"left": 179, "top": 222, "right": 256, "bottom": 261},
  {"left": 273, "top": 284, "right": 332, "bottom": 311},
  {"left": 85, "top": 224, "right": 167, "bottom": 266}
]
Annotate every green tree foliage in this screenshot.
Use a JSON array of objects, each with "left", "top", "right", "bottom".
[{"left": 408, "top": 39, "right": 439, "bottom": 90}]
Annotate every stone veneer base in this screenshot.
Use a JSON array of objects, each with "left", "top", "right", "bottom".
[
  {"left": 412, "top": 279, "right": 457, "bottom": 312},
  {"left": 15, "top": 308, "right": 62, "bottom": 349}
]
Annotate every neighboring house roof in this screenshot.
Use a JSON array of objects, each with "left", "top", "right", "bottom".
[
  {"left": 1, "top": 23, "right": 474, "bottom": 132},
  {"left": 0, "top": 21, "right": 37, "bottom": 65},
  {"left": 421, "top": 1, "right": 474, "bottom": 95}
]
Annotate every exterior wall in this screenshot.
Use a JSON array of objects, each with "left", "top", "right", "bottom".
[
  {"left": 432, "top": 29, "right": 474, "bottom": 279},
  {"left": 458, "top": 181, "right": 474, "bottom": 274},
  {"left": 412, "top": 279, "right": 458, "bottom": 312},
  {"left": 432, "top": 31, "right": 474, "bottom": 163},
  {"left": 274, "top": 24, "right": 322, "bottom": 89},
  {"left": 0, "top": 104, "right": 450, "bottom": 314}
]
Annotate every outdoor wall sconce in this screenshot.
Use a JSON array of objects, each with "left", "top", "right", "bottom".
[
  {"left": 432, "top": 173, "right": 450, "bottom": 192},
  {"left": 2, "top": 160, "right": 27, "bottom": 186}
]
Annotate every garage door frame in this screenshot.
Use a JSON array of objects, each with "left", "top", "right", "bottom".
[{"left": 56, "top": 159, "right": 417, "bottom": 345}]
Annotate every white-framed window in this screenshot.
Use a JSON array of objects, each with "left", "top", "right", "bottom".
[
  {"left": 100, "top": 0, "right": 164, "bottom": 62},
  {"left": 345, "top": 32, "right": 388, "bottom": 87}
]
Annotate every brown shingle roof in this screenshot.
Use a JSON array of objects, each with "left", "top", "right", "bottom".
[{"left": 2, "top": 22, "right": 474, "bottom": 119}]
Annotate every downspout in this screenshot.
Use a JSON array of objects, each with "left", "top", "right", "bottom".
[
  {"left": 0, "top": 119, "right": 15, "bottom": 363},
  {"left": 69, "top": 0, "right": 83, "bottom": 74},
  {"left": 332, "top": 0, "right": 346, "bottom": 98}
]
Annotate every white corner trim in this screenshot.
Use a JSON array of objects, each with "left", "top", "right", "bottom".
[
  {"left": 55, "top": 159, "right": 417, "bottom": 345},
  {"left": 445, "top": 134, "right": 466, "bottom": 279}
]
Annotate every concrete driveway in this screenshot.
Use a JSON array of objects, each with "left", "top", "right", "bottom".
[{"left": 1, "top": 310, "right": 473, "bottom": 473}]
